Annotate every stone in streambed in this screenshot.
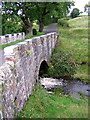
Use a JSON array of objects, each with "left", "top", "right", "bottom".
[{"left": 40, "top": 77, "right": 63, "bottom": 89}]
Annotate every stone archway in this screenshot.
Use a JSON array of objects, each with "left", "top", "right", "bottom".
[{"left": 38, "top": 60, "right": 48, "bottom": 78}]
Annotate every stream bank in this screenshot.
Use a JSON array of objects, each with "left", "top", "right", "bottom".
[{"left": 40, "top": 77, "right": 89, "bottom": 100}]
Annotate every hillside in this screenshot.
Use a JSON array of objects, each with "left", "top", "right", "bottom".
[{"left": 57, "top": 15, "right": 88, "bottom": 83}]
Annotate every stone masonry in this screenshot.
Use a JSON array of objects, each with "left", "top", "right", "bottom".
[
  {"left": 0, "top": 32, "right": 57, "bottom": 118},
  {"left": 0, "top": 32, "right": 25, "bottom": 45}
]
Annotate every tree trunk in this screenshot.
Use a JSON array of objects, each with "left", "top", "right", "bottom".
[
  {"left": 39, "top": 22, "right": 44, "bottom": 32},
  {"left": 27, "top": 24, "right": 33, "bottom": 35},
  {"left": 21, "top": 16, "right": 33, "bottom": 35}
]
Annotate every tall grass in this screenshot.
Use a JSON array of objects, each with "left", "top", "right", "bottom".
[{"left": 56, "top": 16, "right": 88, "bottom": 83}]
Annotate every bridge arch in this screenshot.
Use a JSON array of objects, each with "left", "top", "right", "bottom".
[
  {"left": 39, "top": 60, "right": 48, "bottom": 77},
  {"left": 36, "top": 59, "right": 48, "bottom": 81}
]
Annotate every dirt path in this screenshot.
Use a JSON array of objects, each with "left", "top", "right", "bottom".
[
  {"left": 69, "top": 27, "right": 88, "bottom": 31},
  {"left": 43, "top": 23, "right": 58, "bottom": 33}
]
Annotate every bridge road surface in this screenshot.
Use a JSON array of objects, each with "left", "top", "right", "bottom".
[
  {"left": 43, "top": 23, "right": 58, "bottom": 33},
  {"left": 0, "top": 23, "right": 58, "bottom": 67}
]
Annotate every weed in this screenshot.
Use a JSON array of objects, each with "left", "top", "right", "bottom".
[
  {"left": 78, "top": 92, "right": 85, "bottom": 99},
  {"left": 27, "top": 50, "right": 31, "bottom": 56}
]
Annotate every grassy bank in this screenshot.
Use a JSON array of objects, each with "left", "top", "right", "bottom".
[
  {"left": 46, "top": 15, "right": 88, "bottom": 83},
  {"left": 17, "top": 83, "right": 88, "bottom": 118}
]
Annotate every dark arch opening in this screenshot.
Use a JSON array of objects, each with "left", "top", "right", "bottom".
[{"left": 39, "top": 60, "right": 49, "bottom": 78}]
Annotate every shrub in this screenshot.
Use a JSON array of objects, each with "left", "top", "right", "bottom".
[
  {"left": 61, "top": 16, "right": 71, "bottom": 20},
  {"left": 70, "top": 8, "right": 80, "bottom": 18},
  {"left": 47, "top": 51, "right": 75, "bottom": 78},
  {"left": 58, "top": 19, "right": 69, "bottom": 27},
  {"left": 33, "top": 29, "right": 37, "bottom": 35}
]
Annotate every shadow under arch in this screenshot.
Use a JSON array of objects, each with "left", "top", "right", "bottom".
[{"left": 38, "top": 60, "right": 49, "bottom": 78}]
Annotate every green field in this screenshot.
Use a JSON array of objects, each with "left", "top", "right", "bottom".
[{"left": 69, "top": 16, "right": 88, "bottom": 28}]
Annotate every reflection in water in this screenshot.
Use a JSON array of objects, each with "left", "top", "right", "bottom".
[{"left": 60, "top": 79, "right": 89, "bottom": 99}]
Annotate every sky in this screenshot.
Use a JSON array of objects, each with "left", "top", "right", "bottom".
[{"left": 70, "top": 0, "right": 90, "bottom": 15}]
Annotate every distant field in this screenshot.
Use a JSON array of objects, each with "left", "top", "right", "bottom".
[{"left": 68, "top": 16, "right": 88, "bottom": 28}]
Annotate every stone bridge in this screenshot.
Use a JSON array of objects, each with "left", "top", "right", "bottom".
[{"left": 0, "top": 32, "right": 57, "bottom": 118}]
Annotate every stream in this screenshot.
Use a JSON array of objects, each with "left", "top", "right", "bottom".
[{"left": 40, "top": 77, "right": 89, "bottom": 99}]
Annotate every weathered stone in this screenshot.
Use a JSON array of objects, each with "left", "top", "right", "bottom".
[
  {"left": 0, "top": 32, "right": 57, "bottom": 118},
  {"left": 40, "top": 77, "right": 63, "bottom": 89},
  {"left": 0, "top": 32, "right": 25, "bottom": 45}
]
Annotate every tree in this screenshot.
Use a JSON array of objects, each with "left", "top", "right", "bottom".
[
  {"left": 52, "top": 2, "right": 74, "bottom": 21},
  {"left": 34, "top": 2, "right": 58, "bottom": 32},
  {"left": 2, "top": 15, "right": 23, "bottom": 35},
  {"left": 70, "top": 8, "right": 80, "bottom": 18},
  {"left": 34, "top": 2, "right": 74, "bottom": 32},
  {"left": 2, "top": 2, "right": 74, "bottom": 34},
  {"left": 2, "top": 2, "right": 36, "bottom": 35},
  {"left": 84, "top": 2, "right": 90, "bottom": 15}
]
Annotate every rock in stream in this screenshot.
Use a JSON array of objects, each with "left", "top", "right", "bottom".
[
  {"left": 40, "top": 77, "right": 63, "bottom": 89},
  {"left": 40, "top": 77, "right": 89, "bottom": 99}
]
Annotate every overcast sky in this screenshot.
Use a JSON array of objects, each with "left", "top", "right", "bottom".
[{"left": 70, "top": 0, "right": 90, "bottom": 15}]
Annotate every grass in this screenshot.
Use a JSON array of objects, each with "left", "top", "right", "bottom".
[
  {"left": 32, "top": 25, "right": 49, "bottom": 30},
  {"left": 0, "top": 32, "right": 45, "bottom": 50},
  {"left": 46, "top": 16, "right": 88, "bottom": 83},
  {"left": 17, "top": 83, "right": 88, "bottom": 118},
  {"left": 57, "top": 15, "right": 88, "bottom": 83},
  {"left": 68, "top": 15, "right": 88, "bottom": 28}
]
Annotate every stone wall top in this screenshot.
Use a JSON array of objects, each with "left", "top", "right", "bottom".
[
  {"left": 4, "top": 32, "right": 57, "bottom": 57},
  {"left": 0, "top": 32, "right": 25, "bottom": 45}
]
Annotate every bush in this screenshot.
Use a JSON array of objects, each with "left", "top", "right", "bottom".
[
  {"left": 70, "top": 8, "right": 80, "bottom": 18},
  {"left": 61, "top": 16, "right": 71, "bottom": 20},
  {"left": 33, "top": 29, "right": 37, "bottom": 35},
  {"left": 46, "top": 51, "right": 75, "bottom": 78},
  {"left": 58, "top": 19, "right": 69, "bottom": 27}
]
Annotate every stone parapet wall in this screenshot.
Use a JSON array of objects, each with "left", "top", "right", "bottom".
[
  {"left": 0, "top": 32, "right": 25, "bottom": 45},
  {"left": 0, "top": 32, "right": 57, "bottom": 119}
]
